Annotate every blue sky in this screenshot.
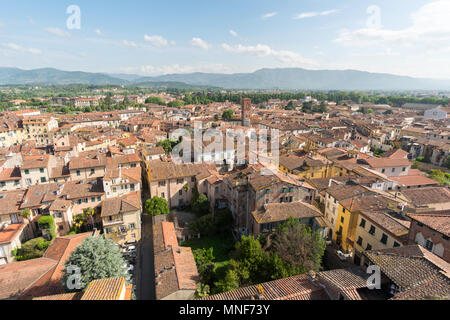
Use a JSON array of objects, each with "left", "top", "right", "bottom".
[{"left": 1, "top": 0, "right": 450, "bottom": 78}]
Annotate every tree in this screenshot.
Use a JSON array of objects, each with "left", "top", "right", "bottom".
[
  {"left": 62, "top": 236, "right": 128, "bottom": 291},
  {"left": 156, "top": 139, "right": 179, "bottom": 154},
  {"left": 214, "top": 114, "right": 220, "bottom": 121},
  {"left": 383, "top": 109, "right": 393, "bottom": 115},
  {"left": 270, "top": 217, "right": 326, "bottom": 274},
  {"left": 191, "top": 193, "right": 210, "bottom": 216},
  {"left": 21, "top": 208, "right": 31, "bottom": 222},
  {"left": 196, "top": 283, "right": 211, "bottom": 298},
  {"left": 38, "top": 215, "right": 56, "bottom": 240},
  {"left": 144, "top": 196, "right": 169, "bottom": 216},
  {"left": 222, "top": 109, "right": 234, "bottom": 120},
  {"left": 214, "top": 269, "right": 239, "bottom": 293},
  {"left": 168, "top": 100, "right": 184, "bottom": 108},
  {"left": 145, "top": 96, "right": 165, "bottom": 105},
  {"left": 284, "top": 101, "right": 295, "bottom": 110},
  {"left": 302, "top": 101, "right": 313, "bottom": 113},
  {"left": 230, "top": 235, "right": 267, "bottom": 285},
  {"left": 14, "top": 237, "right": 51, "bottom": 261},
  {"left": 317, "top": 102, "right": 328, "bottom": 113}
]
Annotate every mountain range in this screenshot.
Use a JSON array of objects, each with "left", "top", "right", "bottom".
[{"left": 1, "top": 67, "right": 450, "bottom": 91}]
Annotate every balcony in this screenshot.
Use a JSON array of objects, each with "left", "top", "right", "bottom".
[{"left": 103, "top": 219, "right": 124, "bottom": 227}]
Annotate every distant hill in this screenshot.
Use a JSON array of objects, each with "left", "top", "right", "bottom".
[
  {"left": 136, "top": 68, "right": 450, "bottom": 90},
  {"left": 0, "top": 67, "right": 126, "bottom": 85},
  {"left": 1, "top": 67, "right": 450, "bottom": 90}
]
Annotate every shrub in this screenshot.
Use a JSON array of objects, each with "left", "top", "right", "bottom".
[
  {"left": 15, "top": 237, "right": 48, "bottom": 261},
  {"left": 38, "top": 215, "right": 56, "bottom": 240}
]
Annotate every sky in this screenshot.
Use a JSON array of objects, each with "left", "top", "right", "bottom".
[{"left": 1, "top": 0, "right": 450, "bottom": 79}]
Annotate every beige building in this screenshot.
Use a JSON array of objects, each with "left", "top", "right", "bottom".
[
  {"left": 20, "top": 154, "right": 56, "bottom": 187},
  {"left": 147, "top": 160, "right": 215, "bottom": 209},
  {"left": 101, "top": 191, "right": 141, "bottom": 245}
]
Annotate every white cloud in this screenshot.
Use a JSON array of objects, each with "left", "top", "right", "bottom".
[
  {"left": 221, "top": 43, "right": 316, "bottom": 66},
  {"left": 293, "top": 9, "right": 338, "bottom": 20},
  {"left": 120, "top": 63, "right": 237, "bottom": 76},
  {"left": 143, "top": 35, "right": 173, "bottom": 47},
  {"left": 122, "top": 40, "right": 138, "bottom": 48},
  {"left": 44, "top": 27, "right": 70, "bottom": 37},
  {"left": 261, "top": 12, "right": 277, "bottom": 20},
  {"left": 229, "top": 30, "right": 238, "bottom": 37},
  {"left": 334, "top": 1, "right": 450, "bottom": 48},
  {"left": 3, "top": 42, "right": 41, "bottom": 55},
  {"left": 190, "top": 37, "right": 211, "bottom": 50},
  {"left": 94, "top": 29, "right": 102, "bottom": 36}
]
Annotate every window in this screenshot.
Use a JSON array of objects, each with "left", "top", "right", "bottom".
[
  {"left": 357, "top": 237, "right": 363, "bottom": 246},
  {"left": 24, "top": 169, "right": 29, "bottom": 175},
  {"left": 282, "top": 188, "right": 287, "bottom": 193},
  {"left": 91, "top": 197, "right": 95, "bottom": 202},
  {"left": 131, "top": 163, "right": 137, "bottom": 168},
  {"left": 289, "top": 187, "right": 294, "bottom": 192},
  {"left": 380, "top": 233, "right": 388, "bottom": 244},
  {"left": 341, "top": 216, "right": 344, "bottom": 223},
  {"left": 360, "top": 219, "right": 366, "bottom": 228},
  {"left": 179, "top": 190, "right": 183, "bottom": 196},
  {"left": 105, "top": 228, "right": 111, "bottom": 234},
  {"left": 381, "top": 169, "right": 385, "bottom": 173},
  {"left": 392, "top": 168, "right": 395, "bottom": 173},
  {"left": 265, "top": 189, "right": 270, "bottom": 194},
  {"left": 161, "top": 192, "right": 165, "bottom": 198},
  {"left": 129, "top": 223, "right": 135, "bottom": 230},
  {"left": 393, "top": 241, "right": 400, "bottom": 247},
  {"left": 425, "top": 240, "right": 433, "bottom": 250},
  {"left": 279, "top": 198, "right": 283, "bottom": 203},
  {"left": 159, "top": 181, "right": 166, "bottom": 187},
  {"left": 97, "top": 196, "right": 101, "bottom": 201},
  {"left": 402, "top": 167, "right": 406, "bottom": 172},
  {"left": 90, "top": 168, "right": 95, "bottom": 174},
  {"left": 0, "top": 182, "right": 5, "bottom": 187},
  {"left": 369, "top": 225, "right": 376, "bottom": 235},
  {"left": 366, "top": 243, "right": 372, "bottom": 250},
  {"left": 343, "top": 208, "right": 346, "bottom": 213},
  {"left": 40, "top": 168, "right": 44, "bottom": 173},
  {"left": 76, "top": 170, "right": 81, "bottom": 176},
  {"left": 177, "top": 179, "right": 183, "bottom": 184},
  {"left": 289, "top": 196, "right": 293, "bottom": 202}
]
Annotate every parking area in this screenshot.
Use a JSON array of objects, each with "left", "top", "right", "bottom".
[{"left": 117, "top": 241, "right": 137, "bottom": 286}]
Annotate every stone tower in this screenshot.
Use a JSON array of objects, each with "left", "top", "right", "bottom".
[{"left": 241, "top": 98, "right": 252, "bottom": 127}]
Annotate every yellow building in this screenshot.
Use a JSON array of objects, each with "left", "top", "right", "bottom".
[
  {"left": 279, "top": 154, "right": 330, "bottom": 179},
  {"left": 353, "top": 209, "right": 409, "bottom": 266},
  {"left": 332, "top": 194, "right": 402, "bottom": 253}
]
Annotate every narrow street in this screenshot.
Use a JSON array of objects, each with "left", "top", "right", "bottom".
[{"left": 136, "top": 213, "right": 155, "bottom": 300}]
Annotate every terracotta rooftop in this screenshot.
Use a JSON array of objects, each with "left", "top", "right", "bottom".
[
  {"left": 400, "top": 187, "right": 450, "bottom": 207},
  {"left": 252, "top": 201, "right": 321, "bottom": 224},
  {"left": 364, "top": 245, "right": 450, "bottom": 299},
  {"left": 0, "top": 223, "right": 25, "bottom": 245},
  {"left": 408, "top": 210, "right": 450, "bottom": 237},
  {"left": 81, "top": 277, "right": 126, "bottom": 300}
]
